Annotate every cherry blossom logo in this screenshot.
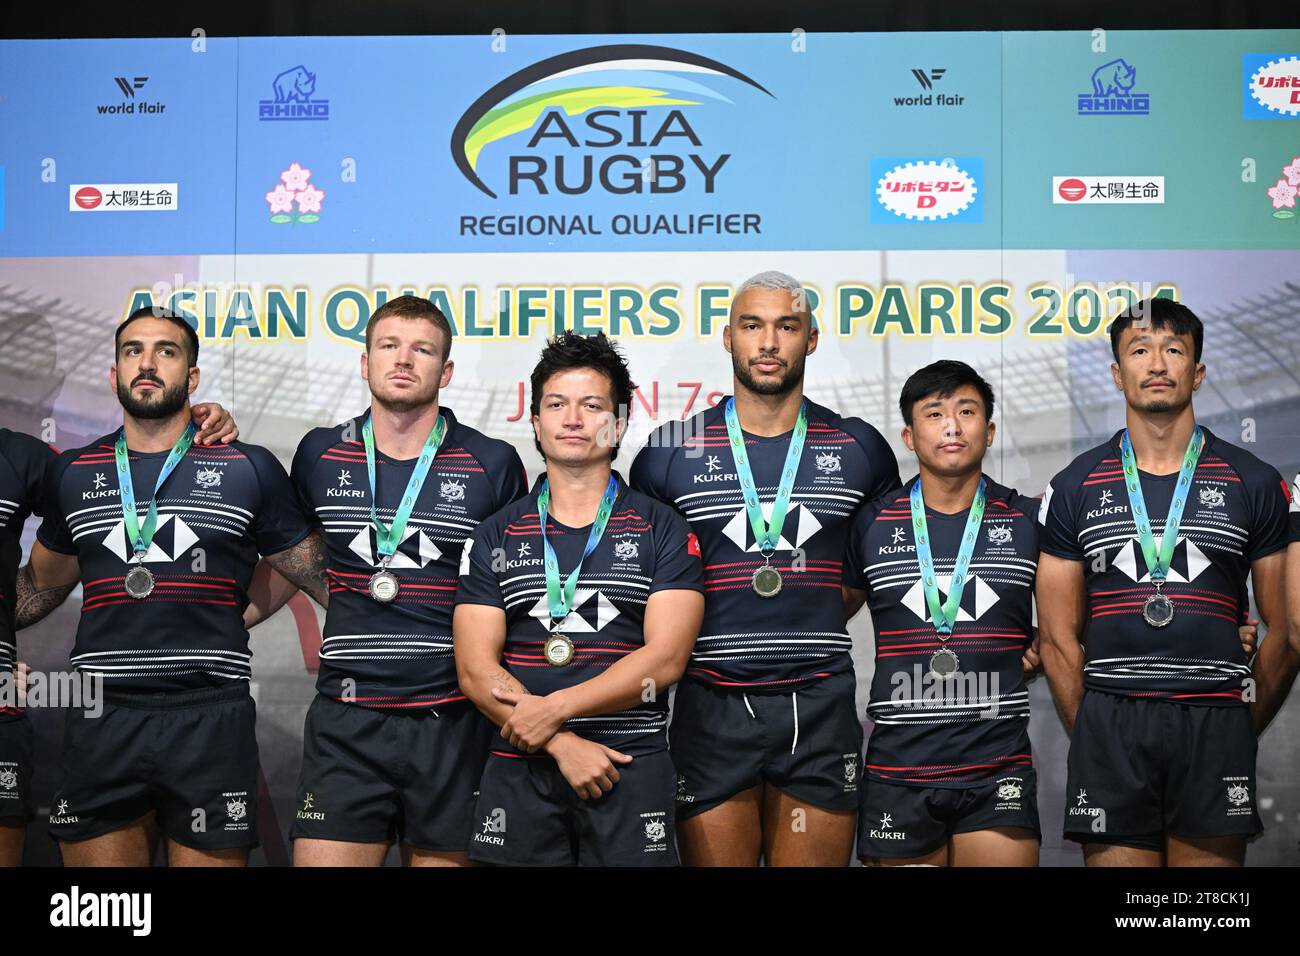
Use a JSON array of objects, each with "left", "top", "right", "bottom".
[
  {"left": 266, "top": 162, "right": 325, "bottom": 224},
  {"left": 1267, "top": 156, "right": 1300, "bottom": 222}
]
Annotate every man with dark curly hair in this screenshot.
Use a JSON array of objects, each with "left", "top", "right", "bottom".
[{"left": 454, "top": 331, "right": 705, "bottom": 866}]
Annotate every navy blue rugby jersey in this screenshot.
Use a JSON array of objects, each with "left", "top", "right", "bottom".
[
  {"left": 1290, "top": 473, "right": 1299, "bottom": 542},
  {"left": 455, "top": 474, "right": 704, "bottom": 757},
  {"left": 630, "top": 397, "right": 900, "bottom": 689},
  {"left": 0, "top": 429, "right": 56, "bottom": 711},
  {"left": 846, "top": 476, "right": 1036, "bottom": 787},
  {"left": 292, "top": 406, "right": 527, "bottom": 709},
  {"left": 37, "top": 433, "right": 312, "bottom": 692},
  {"left": 1039, "top": 428, "right": 1289, "bottom": 705}
]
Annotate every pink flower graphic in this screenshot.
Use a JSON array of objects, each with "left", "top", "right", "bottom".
[
  {"left": 1267, "top": 177, "right": 1297, "bottom": 210},
  {"left": 280, "top": 163, "right": 312, "bottom": 191},
  {"left": 265, "top": 184, "right": 296, "bottom": 214},
  {"left": 1283, "top": 157, "right": 1300, "bottom": 187},
  {"left": 296, "top": 184, "right": 325, "bottom": 214}
]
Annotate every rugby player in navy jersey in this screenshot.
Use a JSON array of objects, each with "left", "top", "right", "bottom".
[
  {"left": 14, "top": 307, "right": 325, "bottom": 867},
  {"left": 1038, "top": 298, "right": 1296, "bottom": 867},
  {"left": 244, "top": 295, "right": 528, "bottom": 867},
  {"left": 844, "top": 361, "right": 1043, "bottom": 866},
  {"left": 631, "top": 271, "right": 900, "bottom": 867},
  {"left": 454, "top": 331, "right": 704, "bottom": 866},
  {"left": 1290, "top": 475, "right": 1300, "bottom": 664},
  {"left": 1, "top": 400, "right": 236, "bottom": 868}
]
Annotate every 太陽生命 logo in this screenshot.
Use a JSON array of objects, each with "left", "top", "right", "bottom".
[
  {"left": 1053, "top": 176, "right": 1164, "bottom": 205},
  {"left": 450, "top": 43, "right": 773, "bottom": 199},
  {"left": 871, "top": 157, "right": 982, "bottom": 223},
  {"left": 1077, "top": 58, "right": 1149, "bottom": 115},
  {"left": 69, "top": 183, "right": 178, "bottom": 212},
  {"left": 1243, "top": 54, "right": 1300, "bottom": 119},
  {"left": 266, "top": 163, "right": 325, "bottom": 225}
]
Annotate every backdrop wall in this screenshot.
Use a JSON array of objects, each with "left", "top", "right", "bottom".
[{"left": 2, "top": 29, "right": 1298, "bottom": 865}]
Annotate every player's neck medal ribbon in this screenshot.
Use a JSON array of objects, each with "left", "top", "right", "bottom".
[
  {"left": 537, "top": 475, "right": 618, "bottom": 666},
  {"left": 724, "top": 397, "right": 808, "bottom": 598},
  {"left": 115, "top": 422, "right": 197, "bottom": 600},
  {"left": 910, "top": 476, "right": 987, "bottom": 678},
  {"left": 1119, "top": 425, "right": 1203, "bottom": 628},
  {"left": 362, "top": 412, "right": 446, "bottom": 603}
]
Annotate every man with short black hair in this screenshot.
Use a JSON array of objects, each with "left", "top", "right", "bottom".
[
  {"left": 455, "top": 331, "right": 704, "bottom": 866},
  {"left": 17, "top": 308, "right": 324, "bottom": 866},
  {"left": 1038, "top": 297, "right": 1296, "bottom": 866},
  {"left": 2, "top": 308, "right": 240, "bottom": 867},
  {"left": 246, "top": 294, "right": 528, "bottom": 867},
  {"left": 631, "top": 270, "right": 900, "bottom": 866},
  {"left": 845, "top": 360, "right": 1042, "bottom": 866}
]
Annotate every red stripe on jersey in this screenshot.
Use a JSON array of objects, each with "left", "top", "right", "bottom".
[{"left": 685, "top": 668, "right": 833, "bottom": 687}]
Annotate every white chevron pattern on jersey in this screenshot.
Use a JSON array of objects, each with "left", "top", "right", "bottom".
[
  {"left": 899, "top": 573, "right": 1001, "bottom": 623},
  {"left": 528, "top": 588, "right": 621, "bottom": 633},
  {"left": 347, "top": 524, "right": 442, "bottom": 568},
  {"left": 100, "top": 514, "right": 198, "bottom": 563},
  {"left": 1110, "top": 534, "right": 1211, "bottom": 583},
  {"left": 719, "top": 501, "right": 823, "bottom": 552}
]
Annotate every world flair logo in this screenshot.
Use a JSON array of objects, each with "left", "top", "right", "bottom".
[{"left": 450, "top": 44, "right": 772, "bottom": 200}]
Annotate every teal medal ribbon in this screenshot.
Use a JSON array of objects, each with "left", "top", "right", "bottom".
[
  {"left": 114, "top": 422, "right": 196, "bottom": 599},
  {"left": 723, "top": 397, "right": 808, "bottom": 598},
  {"left": 361, "top": 412, "right": 447, "bottom": 602},
  {"left": 910, "top": 476, "right": 987, "bottom": 677},
  {"left": 1119, "top": 425, "right": 1203, "bottom": 628},
  {"left": 537, "top": 474, "right": 618, "bottom": 666}
]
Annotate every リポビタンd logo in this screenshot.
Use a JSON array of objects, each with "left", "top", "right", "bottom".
[{"left": 450, "top": 44, "right": 772, "bottom": 199}]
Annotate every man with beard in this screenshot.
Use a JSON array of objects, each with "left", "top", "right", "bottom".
[
  {"left": 15, "top": 307, "right": 326, "bottom": 866},
  {"left": 1038, "top": 297, "right": 1296, "bottom": 866},
  {"left": 630, "top": 270, "right": 900, "bottom": 866},
  {"left": 1, "top": 322, "right": 240, "bottom": 867},
  {"left": 244, "top": 295, "right": 528, "bottom": 867}
]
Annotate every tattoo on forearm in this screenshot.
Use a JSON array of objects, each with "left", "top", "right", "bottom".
[
  {"left": 15, "top": 566, "right": 75, "bottom": 629},
  {"left": 490, "top": 668, "right": 524, "bottom": 697},
  {"left": 269, "top": 532, "right": 329, "bottom": 607}
]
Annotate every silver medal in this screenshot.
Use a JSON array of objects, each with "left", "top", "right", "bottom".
[
  {"left": 124, "top": 564, "right": 155, "bottom": 600},
  {"left": 368, "top": 568, "right": 399, "bottom": 603},
  {"left": 1142, "top": 591, "right": 1174, "bottom": 628},
  {"left": 752, "top": 564, "right": 783, "bottom": 598},
  {"left": 544, "top": 634, "right": 575, "bottom": 667},
  {"left": 929, "top": 647, "right": 960, "bottom": 679}
]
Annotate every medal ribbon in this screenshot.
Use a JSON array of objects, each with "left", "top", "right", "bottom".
[
  {"left": 910, "top": 477, "right": 987, "bottom": 637},
  {"left": 362, "top": 413, "right": 447, "bottom": 564},
  {"left": 114, "top": 422, "right": 196, "bottom": 561},
  {"left": 538, "top": 475, "right": 618, "bottom": 622},
  {"left": 1119, "top": 425, "right": 1203, "bottom": 586},
  {"left": 724, "top": 398, "right": 807, "bottom": 554}
]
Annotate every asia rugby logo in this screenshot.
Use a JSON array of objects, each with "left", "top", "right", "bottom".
[{"left": 450, "top": 44, "right": 773, "bottom": 199}]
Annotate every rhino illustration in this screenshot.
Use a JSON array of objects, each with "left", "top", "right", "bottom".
[
  {"left": 1090, "top": 59, "right": 1137, "bottom": 96},
  {"left": 272, "top": 65, "right": 317, "bottom": 103}
]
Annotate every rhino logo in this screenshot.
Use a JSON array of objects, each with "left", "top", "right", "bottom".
[
  {"left": 1091, "top": 59, "right": 1137, "bottom": 96},
  {"left": 273, "top": 65, "right": 317, "bottom": 103}
]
